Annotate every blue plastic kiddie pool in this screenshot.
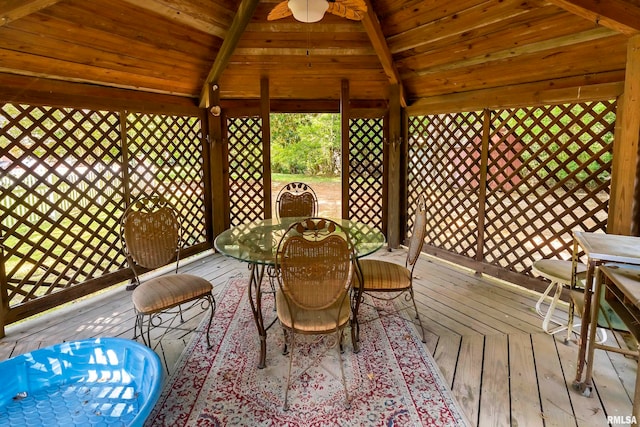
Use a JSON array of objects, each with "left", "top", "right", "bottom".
[{"left": 0, "top": 337, "right": 162, "bottom": 426}]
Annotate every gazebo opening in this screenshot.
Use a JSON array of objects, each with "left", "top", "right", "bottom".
[{"left": 270, "top": 113, "right": 342, "bottom": 219}]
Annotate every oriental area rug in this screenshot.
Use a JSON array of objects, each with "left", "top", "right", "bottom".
[{"left": 146, "top": 277, "right": 469, "bottom": 426}]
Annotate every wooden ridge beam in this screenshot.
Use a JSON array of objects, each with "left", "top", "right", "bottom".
[{"left": 548, "top": 0, "right": 640, "bottom": 36}]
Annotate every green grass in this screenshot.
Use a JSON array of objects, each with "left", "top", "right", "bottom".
[{"left": 271, "top": 173, "right": 340, "bottom": 184}]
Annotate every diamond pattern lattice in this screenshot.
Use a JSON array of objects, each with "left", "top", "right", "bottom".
[
  {"left": 1, "top": 105, "right": 207, "bottom": 316},
  {"left": 483, "top": 102, "right": 615, "bottom": 274},
  {"left": 349, "top": 118, "right": 384, "bottom": 228},
  {"left": 407, "top": 102, "right": 614, "bottom": 276},
  {"left": 126, "top": 113, "right": 206, "bottom": 248},
  {"left": 1, "top": 104, "right": 124, "bottom": 306},
  {"left": 226, "top": 116, "right": 264, "bottom": 226},
  {"left": 408, "top": 112, "right": 483, "bottom": 257}
]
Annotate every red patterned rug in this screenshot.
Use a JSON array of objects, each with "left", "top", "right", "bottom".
[{"left": 147, "top": 277, "right": 468, "bottom": 426}]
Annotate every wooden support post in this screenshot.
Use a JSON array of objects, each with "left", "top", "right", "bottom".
[
  {"left": 120, "top": 111, "right": 131, "bottom": 205},
  {"left": 0, "top": 245, "right": 7, "bottom": 338},
  {"left": 208, "top": 83, "right": 228, "bottom": 236},
  {"left": 399, "top": 109, "right": 409, "bottom": 241},
  {"left": 387, "top": 84, "right": 402, "bottom": 248},
  {"left": 261, "top": 77, "right": 272, "bottom": 219},
  {"left": 201, "top": 106, "right": 213, "bottom": 246},
  {"left": 609, "top": 35, "right": 640, "bottom": 235},
  {"left": 341, "top": 79, "right": 350, "bottom": 219},
  {"left": 476, "top": 109, "right": 491, "bottom": 265}
]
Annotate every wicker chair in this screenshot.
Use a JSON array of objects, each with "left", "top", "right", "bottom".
[
  {"left": 275, "top": 218, "right": 355, "bottom": 411},
  {"left": 275, "top": 182, "right": 318, "bottom": 219},
  {"left": 352, "top": 194, "right": 428, "bottom": 344},
  {"left": 269, "top": 182, "right": 319, "bottom": 294},
  {"left": 120, "top": 196, "right": 215, "bottom": 351}
]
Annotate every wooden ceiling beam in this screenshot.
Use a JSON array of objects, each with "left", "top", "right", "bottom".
[
  {"left": 199, "top": 0, "right": 260, "bottom": 108},
  {"left": 406, "top": 27, "right": 618, "bottom": 78},
  {"left": 232, "top": 47, "right": 376, "bottom": 56},
  {"left": 247, "top": 22, "right": 362, "bottom": 32},
  {"left": 548, "top": 0, "right": 640, "bottom": 36},
  {"left": 361, "top": 0, "right": 406, "bottom": 107},
  {"left": 407, "top": 78, "right": 624, "bottom": 115},
  {"left": 0, "top": 0, "right": 62, "bottom": 26},
  {"left": 119, "top": 0, "right": 233, "bottom": 39},
  {"left": 388, "top": 0, "right": 537, "bottom": 54}
]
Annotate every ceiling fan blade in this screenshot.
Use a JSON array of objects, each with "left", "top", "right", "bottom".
[
  {"left": 267, "top": 0, "right": 293, "bottom": 21},
  {"left": 336, "top": 0, "right": 367, "bottom": 10},
  {"left": 327, "top": 0, "right": 367, "bottom": 21}
]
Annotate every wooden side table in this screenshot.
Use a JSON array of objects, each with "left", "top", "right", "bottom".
[
  {"left": 571, "top": 231, "right": 640, "bottom": 387},
  {"left": 575, "top": 263, "right": 640, "bottom": 420}
]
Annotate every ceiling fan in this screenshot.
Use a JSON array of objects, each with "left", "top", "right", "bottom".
[{"left": 267, "top": 0, "right": 367, "bottom": 23}]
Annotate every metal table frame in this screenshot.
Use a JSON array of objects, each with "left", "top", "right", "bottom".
[
  {"left": 577, "top": 263, "right": 640, "bottom": 420},
  {"left": 214, "top": 217, "right": 385, "bottom": 368},
  {"left": 571, "top": 231, "right": 640, "bottom": 392}
]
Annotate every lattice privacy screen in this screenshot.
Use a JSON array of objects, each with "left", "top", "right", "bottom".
[
  {"left": 1, "top": 104, "right": 205, "bottom": 315},
  {"left": 226, "top": 116, "right": 265, "bottom": 226},
  {"left": 408, "top": 101, "right": 615, "bottom": 276},
  {"left": 484, "top": 103, "right": 614, "bottom": 273},
  {"left": 126, "top": 113, "right": 206, "bottom": 247},
  {"left": 408, "top": 111, "right": 483, "bottom": 258},
  {"left": 349, "top": 117, "right": 384, "bottom": 229}
]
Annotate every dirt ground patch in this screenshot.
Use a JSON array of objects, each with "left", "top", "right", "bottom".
[{"left": 271, "top": 179, "right": 341, "bottom": 218}]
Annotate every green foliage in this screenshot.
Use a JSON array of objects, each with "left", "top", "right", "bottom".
[
  {"left": 270, "top": 113, "right": 341, "bottom": 176},
  {"left": 272, "top": 173, "right": 339, "bottom": 184},
  {"left": 501, "top": 102, "right": 616, "bottom": 190}
]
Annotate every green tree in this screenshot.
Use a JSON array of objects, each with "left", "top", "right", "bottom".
[{"left": 270, "top": 113, "right": 340, "bottom": 176}]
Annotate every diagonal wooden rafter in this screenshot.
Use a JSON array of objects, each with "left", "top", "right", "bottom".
[
  {"left": 548, "top": 0, "right": 640, "bottom": 36},
  {"left": 199, "top": 0, "right": 260, "bottom": 108},
  {"left": 119, "top": 0, "right": 232, "bottom": 39},
  {"left": 0, "top": 0, "right": 62, "bottom": 26},
  {"left": 360, "top": 0, "right": 407, "bottom": 107}
]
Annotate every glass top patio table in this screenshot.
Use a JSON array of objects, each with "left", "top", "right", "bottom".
[
  {"left": 214, "top": 217, "right": 385, "bottom": 368},
  {"left": 214, "top": 217, "right": 386, "bottom": 265}
]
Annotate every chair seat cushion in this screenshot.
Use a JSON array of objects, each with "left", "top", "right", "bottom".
[
  {"left": 132, "top": 274, "right": 212, "bottom": 314},
  {"left": 532, "top": 259, "right": 587, "bottom": 284},
  {"left": 354, "top": 259, "right": 411, "bottom": 291},
  {"left": 276, "top": 289, "right": 351, "bottom": 333}
]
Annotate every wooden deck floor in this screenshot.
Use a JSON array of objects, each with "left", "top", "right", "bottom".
[{"left": 0, "top": 249, "right": 636, "bottom": 426}]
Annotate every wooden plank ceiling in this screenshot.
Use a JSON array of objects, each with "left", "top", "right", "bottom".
[{"left": 0, "top": 0, "right": 637, "bottom": 108}]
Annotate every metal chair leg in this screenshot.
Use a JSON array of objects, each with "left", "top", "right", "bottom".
[
  {"left": 203, "top": 294, "right": 216, "bottom": 350},
  {"left": 283, "top": 332, "right": 295, "bottom": 411},
  {"left": 336, "top": 329, "right": 351, "bottom": 409},
  {"left": 409, "top": 289, "right": 426, "bottom": 343}
]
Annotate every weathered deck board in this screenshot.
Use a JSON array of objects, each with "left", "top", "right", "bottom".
[
  {"left": 452, "top": 335, "right": 484, "bottom": 424},
  {"left": 591, "top": 347, "right": 634, "bottom": 419},
  {"left": 432, "top": 334, "right": 462, "bottom": 387},
  {"left": 509, "top": 334, "right": 544, "bottom": 426},
  {"left": 531, "top": 333, "right": 576, "bottom": 427},
  {"left": 0, "top": 249, "right": 636, "bottom": 426},
  {"left": 479, "top": 334, "right": 510, "bottom": 427},
  {"left": 555, "top": 340, "right": 609, "bottom": 427}
]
